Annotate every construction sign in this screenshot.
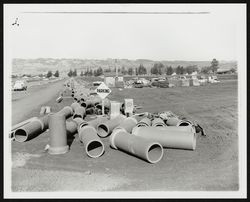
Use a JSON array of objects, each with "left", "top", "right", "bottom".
[{"left": 95, "top": 82, "right": 112, "bottom": 100}]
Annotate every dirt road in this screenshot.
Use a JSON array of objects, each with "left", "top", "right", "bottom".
[
  {"left": 11, "top": 79, "right": 66, "bottom": 125},
  {"left": 11, "top": 78, "right": 238, "bottom": 192}
]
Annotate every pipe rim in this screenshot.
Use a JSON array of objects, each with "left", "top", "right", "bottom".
[
  {"left": 97, "top": 123, "right": 109, "bottom": 137},
  {"left": 85, "top": 140, "right": 105, "bottom": 158},
  {"left": 146, "top": 142, "right": 164, "bottom": 164},
  {"left": 109, "top": 128, "right": 125, "bottom": 149},
  {"left": 14, "top": 128, "right": 28, "bottom": 142},
  {"left": 178, "top": 121, "right": 192, "bottom": 127},
  {"left": 48, "top": 145, "right": 69, "bottom": 155}
]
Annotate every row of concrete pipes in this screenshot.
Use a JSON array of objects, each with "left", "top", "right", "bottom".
[{"left": 13, "top": 102, "right": 197, "bottom": 163}]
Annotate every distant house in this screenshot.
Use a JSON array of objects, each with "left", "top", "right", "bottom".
[{"left": 217, "top": 68, "right": 233, "bottom": 74}]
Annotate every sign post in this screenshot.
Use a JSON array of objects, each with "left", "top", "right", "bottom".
[{"left": 95, "top": 82, "right": 112, "bottom": 115}]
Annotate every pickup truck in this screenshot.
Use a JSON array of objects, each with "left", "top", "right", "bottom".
[{"left": 13, "top": 80, "right": 27, "bottom": 91}]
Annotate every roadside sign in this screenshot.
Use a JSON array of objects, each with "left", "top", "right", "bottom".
[
  {"left": 95, "top": 82, "right": 112, "bottom": 100},
  {"left": 125, "top": 99, "right": 134, "bottom": 115}
]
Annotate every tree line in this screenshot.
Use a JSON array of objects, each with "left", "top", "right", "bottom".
[{"left": 67, "top": 58, "right": 226, "bottom": 77}]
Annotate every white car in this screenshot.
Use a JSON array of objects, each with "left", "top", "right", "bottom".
[{"left": 13, "top": 80, "right": 27, "bottom": 91}]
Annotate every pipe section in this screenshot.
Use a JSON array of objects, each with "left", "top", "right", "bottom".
[
  {"left": 48, "top": 113, "right": 69, "bottom": 155},
  {"left": 78, "top": 125, "right": 105, "bottom": 158},
  {"left": 14, "top": 116, "right": 48, "bottom": 142},
  {"left": 72, "top": 106, "right": 86, "bottom": 119},
  {"left": 132, "top": 126, "right": 196, "bottom": 150},
  {"left": 152, "top": 117, "right": 166, "bottom": 127},
  {"left": 66, "top": 121, "right": 78, "bottom": 135},
  {"left": 136, "top": 117, "right": 152, "bottom": 127},
  {"left": 71, "top": 102, "right": 81, "bottom": 112},
  {"left": 97, "top": 115, "right": 126, "bottom": 137},
  {"left": 58, "top": 106, "right": 73, "bottom": 119},
  {"left": 110, "top": 129, "right": 163, "bottom": 164},
  {"left": 113, "top": 117, "right": 138, "bottom": 133}
]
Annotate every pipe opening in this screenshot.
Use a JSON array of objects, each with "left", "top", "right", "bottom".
[
  {"left": 179, "top": 122, "right": 190, "bottom": 126},
  {"left": 81, "top": 102, "right": 87, "bottom": 108},
  {"left": 155, "top": 124, "right": 165, "bottom": 127},
  {"left": 137, "top": 123, "right": 147, "bottom": 127},
  {"left": 79, "top": 122, "right": 89, "bottom": 129},
  {"left": 97, "top": 124, "right": 109, "bottom": 137},
  {"left": 147, "top": 144, "right": 163, "bottom": 163},
  {"left": 14, "top": 129, "right": 28, "bottom": 142},
  {"left": 73, "top": 114, "right": 82, "bottom": 119},
  {"left": 86, "top": 141, "right": 104, "bottom": 158}
]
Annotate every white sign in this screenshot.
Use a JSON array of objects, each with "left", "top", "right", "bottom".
[
  {"left": 124, "top": 99, "right": 134, "bottom": 114},
  {"left": 95, "top": 82, "right": 112, "bottom": 99}
]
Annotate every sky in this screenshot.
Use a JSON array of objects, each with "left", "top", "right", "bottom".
[{"left": 6, "top": 4, "right": 245, "bottom": 61}]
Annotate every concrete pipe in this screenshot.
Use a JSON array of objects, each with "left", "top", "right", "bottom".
[
  {"left": 56, "top": 96, "right": 63, "bottom": 103},
  {"left": 14, "top": 116, "right": 48, "bottom": 142},
  {"left": 40, "top": 106, "right": 46, "bottom": 115},
  {"left": 86, "top": 116, "right": 109, "bottom": 129},
  {"left": 86, "top": 107, "right": 95, "bottom": 115},
  {"left": 58, "top": 106, "right": 73, "bottom": 119},
  {"left": 113, "top": 116, "right": 138, "bottom": 133},
  {"left": 48, "top": 113, "right": 69, "bottom": 155},
  {"left": 78, "top": 125, "right": 105, "bottom": 158},
  {"left": 166, "top": 117, "right": 192, "bottom": 127},
  {"left": 132, "top": 126, "right": 196, "bottom": 150},
  {"left": 10, "top": 117, "right": 39, "bottom": 138},
  {"left": 71, "top": 102, "right": 81, "bottom": 112},
  {"left": 72, "top": 106, "right": 86, "bottom": 119},
  {"left": 152, "top": 117, "right": 166, "bottom": 127},
  {"left": 81, "top": 100, "right": 94, "bottom": 108},
  {"left": 66, "top": 121, "right": 78, "bottom": 135},
  {"left": 97, "top": 115, "right": 126, "bottom": 138},
  {"left": 136, "top": 117, "right": 152, "bottom": 127},
  {"left": 110, "top": 129, "right": 163, "bottom": 164}
]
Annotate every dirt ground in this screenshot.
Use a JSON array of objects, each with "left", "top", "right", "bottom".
[{"left": 10, "top": 77, "right": 238, "bottom": 192}]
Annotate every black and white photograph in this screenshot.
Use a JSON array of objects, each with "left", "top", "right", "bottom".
[{"left": 4, "top": 3, "right": 246, "bottom": 198}]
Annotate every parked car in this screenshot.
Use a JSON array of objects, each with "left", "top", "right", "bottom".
[{"left": 13, "top": 80, "right": 27, "bottom": 91}]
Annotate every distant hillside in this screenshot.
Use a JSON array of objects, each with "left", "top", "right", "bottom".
[{"left": 12, "top": 58, "right": 237, "bottom": 76}]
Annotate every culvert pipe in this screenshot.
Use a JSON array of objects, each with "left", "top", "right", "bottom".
[
  {"left": 71, "top": 102, "right": 81, "bottom": 112},
  {"left": 72, "top": 106, "right": 86, "bottom": 119},
  {"left": 113, "top": 116, "right": 138, "bottom": 133},
  {"left": 110, "top": 129, "right": 163, "bottom": 164},
  {"left": 78, "top": 125, "right": 105, "bottom": 158},
  {"left": 166, "top": 117, "right": 193, "bottom": 127},
  {"left": 136, "top": 117, "right": 152, "bottom": 127},
  {"left": 14, "top": 115, "right": 49, "bottom": 142},
  {"left": 132, "top": 126, "right": 196, "bottom": 150},
  {"left": 152, "top": 117, "right": 166, "bottom": 127},
  {"left": 97, "top": 115, "right": 126, "bottom": 138},
  {"left": 86, "top": 116, "right": 109, "bottom": 129},
  {"left": 81, "top": 100, "right": 94, "bottom": 108},
  {"left": 48, "top": 112, "right": 69, "bottom": 155},
  {"left": 57, "top": 106, "right": 73, "bottom": 119},
  {"left": 66, "top": 121, "right": 78, "bottom": 135}
]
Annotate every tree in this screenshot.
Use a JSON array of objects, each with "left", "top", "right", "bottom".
[
  {"left": 80, "top": 71, "right": 84, "bottom": 76},
  {"left": 138, "top": 64, "right": 147, "bottom": 75},
  {"left": 47, "top": 70, "right": 52, "bottom": 78},
  {"left": 211, "top": 58, "right": 219, "bottom": 73},
  {"left": 54, "top": 70, "right": 59, "bottom": 77},
  {"left": 72, "top": 69, "right": 77, "bottom": 77},
  {"left": 128, "top": 67, "right": 133, "bottom": 75},
  {"left": 175, "top": 66, "right": 182, "bottom": 75},
  {"left": 185, "top": 65, "right": 198, "bottom": 74},
  {"left": 68, "top": 69, "right": 73, "bottom": 77},
  {"left": 201, "top": 66, "right": 211, "bottom": 74},
  {"left": 135, "top": 68, "right": 138, "bottom": 75},
  {"left": 230, "top": 68, "right": 236, "bottom": 73},
  {"left": 121, "top": 66, "right": 127, "bottom": 75},
  {"left": 151, "top": 63, "right": 164, "bottom": 75},
  {"left": 166, "top": 66, "right": 173, "bottom": 75}
]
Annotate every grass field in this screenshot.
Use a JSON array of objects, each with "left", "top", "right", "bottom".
[{"left": 11, "top": 77, "right": 238, "bottom": 192}]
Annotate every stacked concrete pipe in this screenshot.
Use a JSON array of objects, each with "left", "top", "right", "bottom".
[
  {"left": 14, "top": 115, "right": 49, "bottom": 142},
  {"left": 110, "top": 129, "right": 164, "bottom": 164},
  {"left": 96, "top": 114, "right": 127, "bottom": 138},
  {"left": 72, "top": 106, "right": 86, "bottom": 119},
  {"left": 58, "top": 106, "right": 74, "bottom": 119},
  {"left": 132, "top": 126, "right": 196, "bottom": 150},
  {"left": 152, "top": 117, "right": 166, "bottom": 127},
  {"left": 113, "top": 116, "right": 138, "bottom": 134}
]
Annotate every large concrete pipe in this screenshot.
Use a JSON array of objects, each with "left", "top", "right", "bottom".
[
  {"left": 85, "top": 116, "right": 109, "bottom": 129},
  {"left": 152, "top": 117, "right": 166, "bottom": 127},
  {"left": 166, "top": 117, "right": 192, "bottom": 127},
  {"left": 71, "top": 102, "right": 81, "bottom": 112},
  {"left": 132, "top": 126, "right": 196, "bottom": 150},
  {"left": 110, "top": 129, "right": 163, "bottom": 164},
  {"left": 78, "top": 125, "right": 105, "bottom": 158},
  {"left": 136, "top": 117, "right": 152, "bottom": 127},
  {"left": 72, "top": 106, "right": 86, "bottom": 119},
  {"left": 66, "top": 121, "right": 78, "bottom": 135},
  {"left": 10, "top": 117, "right": 39, "bottom": 138},
  {"left": 48, "top": 113, "right": 69, "bottom": 155},
  {"left": 86, "top": 107, "right": 95, "bottom": 115},
  {"left": 113, "top": 116, "right": 138, "bottom": 133},
  {"left": 96, "top": 115, "right": 126, "bottom": 138},
  {"left": 14, "top": 115, "right": 49, "bottom": 142},
  {"left": 57, "top": 106, "right": 73, "bottom": 119}
]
